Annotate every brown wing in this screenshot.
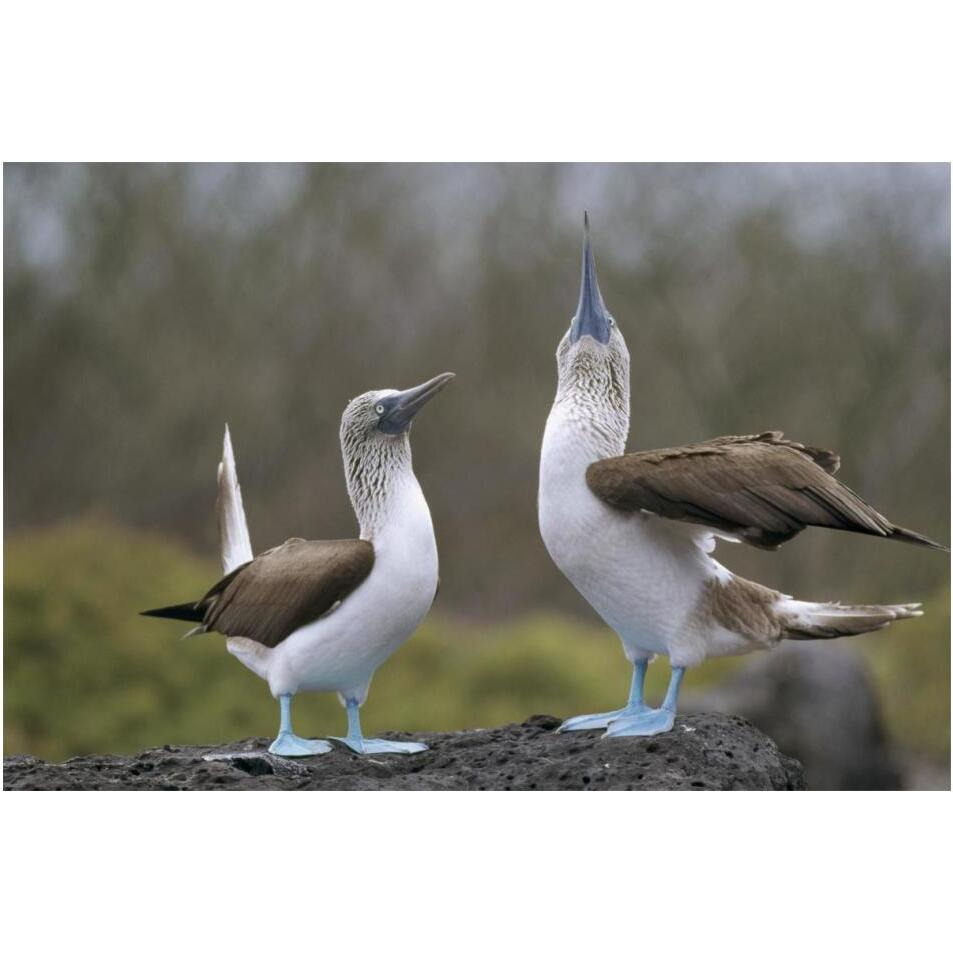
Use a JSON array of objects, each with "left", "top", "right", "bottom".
[
  {"left": 196, "top": 537, "right": 375, "bottom": 647},
  {"left": 586, "top": 431, "right": 945, "bottom": 551}
]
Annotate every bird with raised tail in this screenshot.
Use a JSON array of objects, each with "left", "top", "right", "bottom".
[
  {"left": 538, "top": 214, "right": 948, "bottom": 738},
  {"left": 143, "top": 372, "right": 454, "bottom": 756}
]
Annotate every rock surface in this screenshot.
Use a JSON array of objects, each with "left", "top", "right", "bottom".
[
  {"left": 4, "top": 712, "right": 804, "bottom": 790},
  {"left": 686, "top": 643, "right": 902, "bottom": 790}
]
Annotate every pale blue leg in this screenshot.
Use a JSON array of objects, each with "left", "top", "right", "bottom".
[
  {"left": 268, "top": 694, "right": 332, "bottom": 756},
  {"left": 557, "top": 660, "right": 650, "bottom": 733},
  {"left": 331, "top": 699, "right": 427, "bottom": 755},
  {"left": 604, "top": 666, "right": 685, "bottom": 737}
]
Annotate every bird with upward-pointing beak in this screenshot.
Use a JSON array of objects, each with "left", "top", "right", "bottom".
[
  {"left": 538, "top": 214, "right": 947, "bottom": 738},
  {"left": 143, "top": 373, "right": 454, "bottom": 756}
]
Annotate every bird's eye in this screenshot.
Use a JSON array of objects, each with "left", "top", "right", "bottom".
[
  {"left": 608, "top": 317, "right": 615, "bottom": 327},
  {"left": 375, "top": 404, "right": 385, "bottom": 415}
]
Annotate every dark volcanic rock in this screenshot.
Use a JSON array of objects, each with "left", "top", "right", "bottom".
[
  {"left": 686, "top": 643, "right": 902, "bottom": 790},
  {"left": 3, "top": 712, "right": 804, "bottom": 791}
]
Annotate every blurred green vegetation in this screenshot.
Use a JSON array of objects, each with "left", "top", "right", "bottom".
[{"left": 4, "top": 521, "right": 948, "bottom": 763}]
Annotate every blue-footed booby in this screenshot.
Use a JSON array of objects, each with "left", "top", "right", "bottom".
[
  {"left": 538, "top": 214, "right": 948, "bottom": 738},
  {"left": 143, "top": 372, "right": 454, "bottom": 756}
]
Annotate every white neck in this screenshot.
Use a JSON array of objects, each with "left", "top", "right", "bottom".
[
  {"left": 343, "top": 435, "right": 421, "bottom": 540},
  {"left": 541, "top": 382, "right": 629, "bottom": 487}
]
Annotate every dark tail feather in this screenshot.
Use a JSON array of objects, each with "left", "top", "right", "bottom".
[
  {"left": 141, "top": 602, "right": 204, "bottom": 622},
  {"left": 889, "top": 525, "right": 950, "bottom": 553}
]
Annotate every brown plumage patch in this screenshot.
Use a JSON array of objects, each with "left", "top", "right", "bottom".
[
  {"left": 196, "top": 537, "right": 375, "bottom": 648},
  {"left": 586, "top": 431, "right": 946, "bottom": 551},
  {"left": 703, "top": 576, "right": 783, "bottom": 645}
]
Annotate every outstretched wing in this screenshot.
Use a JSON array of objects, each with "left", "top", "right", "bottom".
[
  {"left": 197, "top": 537, "right": 375, "bottom": 647},
  {"left": 586, "top": 431, "right": 946, "bottom": 551}
]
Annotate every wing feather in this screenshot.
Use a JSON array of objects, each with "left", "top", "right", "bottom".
[
  {"left": 197, "top": 538, "right": 374, "bottom": 647},
  {"left": 586, "top": 431, "right": 941, "bottom": 551}
]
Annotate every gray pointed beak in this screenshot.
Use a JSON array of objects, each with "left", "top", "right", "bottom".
[
  {"left": 570, "top": 211, "right": 611, "bottom": 345},
  {"left": 378, "top": 372, "right": 456, "bottom": 434}
]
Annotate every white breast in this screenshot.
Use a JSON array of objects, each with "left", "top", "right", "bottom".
[
  {"left": 539, "top": 405, "right": 723, "bottom": 665},
  {"left": 264, "top": 475, "right": 438, "bottom": 698}
]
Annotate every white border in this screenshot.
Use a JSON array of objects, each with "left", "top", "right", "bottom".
[{"left": 1, "top": 1, "right": 951, "bottom": 160}]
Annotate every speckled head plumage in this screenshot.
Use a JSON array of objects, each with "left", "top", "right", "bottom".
[
  {"left": 340, "top": 373, "right": 454, "bottom": 536},
  {"left": 554, "top": 214, "right": 630, "bottom": 451}
]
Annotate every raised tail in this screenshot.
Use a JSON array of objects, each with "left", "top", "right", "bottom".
[
  {"left": 141, "top": 427, "right": 251, "bottom": 635},
  {"left": 218, "top": 424, "right": 254, "bottom": 575},
  {"left": 780, "top": 599, "right": 923, "bottom": 640}
]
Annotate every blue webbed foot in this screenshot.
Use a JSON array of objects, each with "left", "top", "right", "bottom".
[
  {"left": 604, "top": 707, "right": 676, "bottom": 738},
  {"left": 334, "top": 697, "right": 426, "bottom": 755},
  {"left": 557, "top": 705, "right": 650, "bottom": 733},
  {"left": 268, "top": 732, "right": 332, "bottom": 757},
  {"left": 331, "top": 736, "right": 428, "bottom": 755},
  {"left": 604, "top": 665, "right": 685, "bottom": 737},
  {"left": 558, "top": 660, "right": 652, "bottom": 732},
  {"left": 270, "top": 694, "right": 331, "bottom": 756}
]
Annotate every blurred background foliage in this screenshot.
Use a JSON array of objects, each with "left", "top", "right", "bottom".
[{"left": 3, "top": 164, "right": 950, "bottom": 783}]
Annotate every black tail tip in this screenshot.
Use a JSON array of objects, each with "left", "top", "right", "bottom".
[{"left": 140, "top": 602, "right": 204, "bottom": 622}]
